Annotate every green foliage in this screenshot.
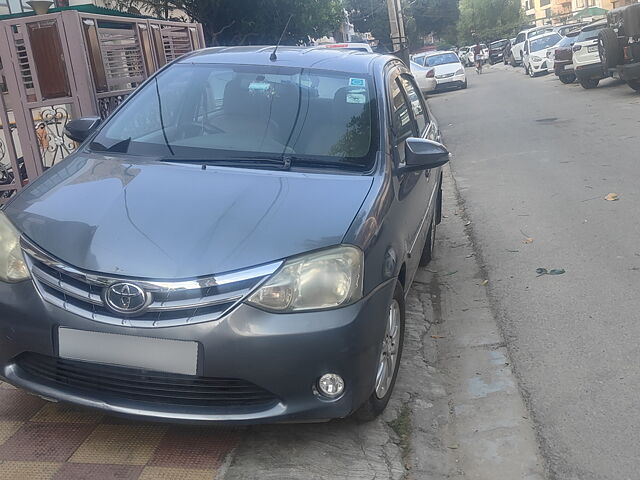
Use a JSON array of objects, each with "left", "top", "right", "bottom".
[
  {"left": 345, "top": 0, "right": 459, "bottom": 51},
  {"left": 107, "top": 0, "right": 344, "bottom": 45},
  {"left": 456, "top": 0, "right": 524, "bottom": 45}
]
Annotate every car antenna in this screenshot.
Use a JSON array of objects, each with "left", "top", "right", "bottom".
[{"left": 270, "top": 15, "right": 293, "bottom": 62}]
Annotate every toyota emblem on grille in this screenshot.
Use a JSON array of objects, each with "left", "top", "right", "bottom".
[{"left": 104, "top": 282, "right": 150, "bottom": 315}]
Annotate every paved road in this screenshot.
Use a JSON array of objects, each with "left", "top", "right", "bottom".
[{"left": 428, "top": 65, "right": 640, "bottom": 480}]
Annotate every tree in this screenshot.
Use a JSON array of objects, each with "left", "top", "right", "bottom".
[
  {"left": 456, "top": 0, "right": 523, "bottom": 45},
  {"left": 106, "top": 0, "right": 344, "bottom": 46},
  {"left": 344, "top": 0, "right": 459, "bottom": 51}
]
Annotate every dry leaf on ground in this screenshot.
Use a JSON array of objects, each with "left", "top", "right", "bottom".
[
  {"left": 605, "top": 193, "right": 619, "bottom": 201},
  {"left": 523, "top": 237, "right": 534, "bottom": 244}
]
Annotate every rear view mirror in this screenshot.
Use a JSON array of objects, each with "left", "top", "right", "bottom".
[
  {"left": 64, "top": 117, "right": 102, "bottom": 143},
  {"left": 401, "top": 138, "right": 450, "bottom": 172}
]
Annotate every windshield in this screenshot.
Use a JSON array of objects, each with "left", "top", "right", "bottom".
[
  {"left": 575, "top": 27, "right": 604, "bottom": 42},
  {"left": 530, "top": 34, "right": 561, "bottom": 52},
  {"left": 90, "top": 64, "right": 376, "bottom": 169},
  {"left": 490, "top": 40, "right": 508, "bottom": 49},
  {"left": 425, "top": 53, "right": 459, "bottom": 66}
]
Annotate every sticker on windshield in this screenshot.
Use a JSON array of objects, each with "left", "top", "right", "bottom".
[
  {"left": 349, "top": 78, "right": 366, "bottom": 87},
  {"left": 248, "top": 82, "right": 271, "bottom": 92},
  {"left": 346, "top": 93, "right": 366, "bottom": 104}
]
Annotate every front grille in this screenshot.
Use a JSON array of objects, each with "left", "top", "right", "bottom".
[
  {"left": 16, "top": 353, "right": 279, "bottom": 409},
  {"left": 22, "top": 238, "right": 281, "bottom": 328},
  {"left": 436, "top": 72, "right": 455, "bottom": 79}
]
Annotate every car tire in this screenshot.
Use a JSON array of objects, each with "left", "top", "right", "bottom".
[
  {"left": 626, "top": 78, "right": 640, "bottom": 91},
  {"left": 580, "top": 78, "right": 600, "bottom": 89},
  {"left": 559, "top": 74, "right": 576, "bottom": 84},
  {"left": 460, "top": 80, "right": 468, "bottom": 89},
  {"left": 354, "top": 282, "right": 405, "bottom": 422},
  {"left": 598, "top": 28, "right": 622, "bottom": 69}
]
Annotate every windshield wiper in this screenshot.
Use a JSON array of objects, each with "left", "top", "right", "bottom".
[{"left": 160, "top": 155, "right": 290, "bottom": 169}]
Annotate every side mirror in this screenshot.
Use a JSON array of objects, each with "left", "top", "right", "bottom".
[
  {"left": 401, "top": 138, "right": 450, "bottom": 172},
  {"left": 63, "top": 117, "right": 102, "bottom": 143}
]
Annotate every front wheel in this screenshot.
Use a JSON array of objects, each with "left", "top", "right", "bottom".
[
  {"left": 626, "top": 78, "right": 640, "bottom": 91},
  {"left": 354, "top": 283, "right": 405, "bottom": 422},
  {"left": 559, "top": 74, "right": 576, "bottom": 84},
  {"left": 460, "top": 80, "right": 468, "bottom": 90},
  {"left": 580, "top": 78, "right": 600, "bottom": 89}
]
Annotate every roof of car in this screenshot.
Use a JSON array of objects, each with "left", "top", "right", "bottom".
[
  {"left": 419, "top": 50, "right": 457, "bottom": 57},
  {"left": 530, "top": 31, "right": 561, "bottom": 40},
  {"left": 582, "top": 19, "right": 607, "bottom": 30},
  {"left": 178, "top": 46, "right": 385, "bottom": 74}
]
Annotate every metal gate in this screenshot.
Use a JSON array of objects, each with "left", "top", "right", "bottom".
[{"left": 0, "top": 10, "right": 204, "bottom": 203}]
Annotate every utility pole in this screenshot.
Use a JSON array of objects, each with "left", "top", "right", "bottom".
[{"left": 386, "top": 0, "right": 410, "bottom": 65}]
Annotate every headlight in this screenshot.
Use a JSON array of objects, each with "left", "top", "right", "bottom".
[
  {"left": 246, "top": 245, "right": 363, "bottom": 312},
  {"left": 531, "top": 56, "right": 542, "bottom": 62},
  {"left": 0, "top": 212, "right": 29, "bottom": 283},
  {"left": 455, "top": 68, "right": 464, "bottom": 75}
]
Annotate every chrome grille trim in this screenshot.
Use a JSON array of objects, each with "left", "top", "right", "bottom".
[{"left": 21, "top": 238, "right": 281, "bottom": 328}]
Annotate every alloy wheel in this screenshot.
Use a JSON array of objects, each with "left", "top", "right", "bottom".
[{"left": 375, "top": 299, "right": 401, "bottom": 399}]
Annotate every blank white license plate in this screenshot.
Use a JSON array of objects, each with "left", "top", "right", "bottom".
[
  {"left": 58, "top": 328, "right": 198, "bottom": 375},
  {"left": 588, "top": 46, "right": 598, "bottom": 53},
  {"left": 564, "top": 65, "right": 571, "bottom": 70}
]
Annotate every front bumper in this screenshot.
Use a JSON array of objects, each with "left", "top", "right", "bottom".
[
  {"left": 574, "top": 62, "right": 606, "bottom": 81},
  {"left": 529, "top": 59, "right": 548, "bottom": 73},
  {"left": 0, "top": 278, "right": 395, "bottom": 424}
]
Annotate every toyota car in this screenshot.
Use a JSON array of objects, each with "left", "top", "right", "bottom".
[{"left": 0, "top": 47, "right": 448, "bottom": 423}]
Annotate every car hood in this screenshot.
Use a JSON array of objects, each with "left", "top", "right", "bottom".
[
  {"left": 5, "top": 154, "right": 374, "bottom": 278},
  {"left": 433, "top": 63, "right": 462, "bottom": 75}
]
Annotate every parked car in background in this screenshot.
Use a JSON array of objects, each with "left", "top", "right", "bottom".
[
  {"left": 318, "top": 42, "right": 374, "bottom": 53},
  {"left": 553, "top": 22, "right": 585, "bottom": 37},
  {"left": 503, "top": 38, "right": 515, "bottom": 65},
  {"left": 511, "top": 26, "right": 553, "bottom": 65},
  {"left": 413, "top": 51, "right": 467, "bottom": 90},
  {"left": 573, "top": 20, "right": 608, "bottom": 88},
  {"left": 458, "top": 46, "right": 471, "bottom": 65},
  {"left": 0, "top": 47, "right": 450, "bottom": 424},
  {"left": 489, "top": 39, "right": 509, "bottom": 64},
  {"left": 410, "top": 61, "right": 437, "bottom": 93},
  {"left": 598, "top": 3, "right": 640, "bottom": 92},
  {"left": 522, "top": 32, "right": 563, "bottom": 77},
  {"left": 553, "top": 30, "right": 581, "bottom": 83}
]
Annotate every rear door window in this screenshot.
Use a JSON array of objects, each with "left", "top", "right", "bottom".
[
  {"left": 399, "top": 76, "right": 428, "bottom": 134},
  {"left": 389, "top": 71, "right": 416, "bottom": 163}
]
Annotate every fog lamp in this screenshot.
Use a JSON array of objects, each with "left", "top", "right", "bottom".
[{"left": 317, "top": 373, "right": 344, "bottom": 398}]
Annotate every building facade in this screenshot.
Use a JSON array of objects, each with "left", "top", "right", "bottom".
[{"left": 523, "top": 0, "right": 638, "bottom": 26}]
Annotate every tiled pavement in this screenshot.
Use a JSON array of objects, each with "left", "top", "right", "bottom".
[{"left": 0, "top": 382, "right": 241, "bottom": 480}]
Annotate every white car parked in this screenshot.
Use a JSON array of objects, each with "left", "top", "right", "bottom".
[
  {"left": 572, "top": 20, "right": 608, "bottom": 89},
  {"left": 410, "top": 61, "right": 437, "bottom": 94},
  {"left": 412, "top": 51, "right": 467, "bottom": 90},
  {"left": 522, "top": 32, "right": 562, "bottom": 77},
  {"left": 511, "top": 26, "right": 553, "bottom": 65}
]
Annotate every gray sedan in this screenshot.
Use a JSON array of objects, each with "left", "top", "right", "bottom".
[{"left": 0, "top": 46, "right": 448, "bottom": 423}]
